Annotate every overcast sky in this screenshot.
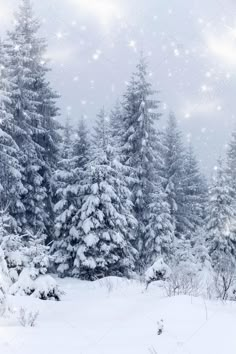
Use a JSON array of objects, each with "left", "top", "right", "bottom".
[{"left": 1, "top": 0, "right": 236, "bottom": 173}]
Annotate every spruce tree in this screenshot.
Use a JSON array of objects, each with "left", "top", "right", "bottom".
[
  {"left": 162, "top": 112, "right": 185, "bottom": 240},
  {"left": 144, "top": 182, "right": 174, "bottom": 266},
  {"left": 226, "top": 128, "right": 236, "bottom": 194},
  {"left": 0, "top": 39, "right": 26, "bottom": 230},
  {"left": 52, "top": 117, "right": 90, "bottom": 277},
  {"left": 92, "top": 108, "right": 109, "bottom": 151},
  {"left": 181, "top": 144, "right": 207, "bottom": 237},
  {"left": 162, "top": 114, "right": 208, "bottom": 269},
  {"left": 73, "top": 116, "right": 90, "bottom": 170},
  {"left": 118, "top": 56, "right": 171, "bottom": 269},
  {"left": 206, "top": 159, "right": 236, "bottom": 269},
  {"left": 5, "top": 0, "right": 59, "bottom": 238},
  {"left": 109, "top": 101, "right": 123, "bottom": 149},
  {"left": 69, "top": 110, "right": 137, "bottom": 279},
  {"left": 60, "top": 115, "right": 73, "bottom": 160}
]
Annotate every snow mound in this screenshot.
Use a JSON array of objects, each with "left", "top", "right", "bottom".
[
  {"left": 9, "top": 269, "right": 35, "bottom": 296},
  {"left": 9, "top": 269, "right": 63, "bottom": 301},
  {"left": 33, "top": 275, "right": 63, "bottom": 301},
  {"left": 145, "top": 258, "right": 171, "bottom": 284},
  {"left": 92, "top": 276, "right": 138, "bottom": 293}
]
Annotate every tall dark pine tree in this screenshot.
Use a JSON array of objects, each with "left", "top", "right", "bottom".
[
  {"left": 170, "top": 143, "right": 208, "bottom": 268},
  {"left": 206, "top": 159, "right": 236, "bottom": 269},
  {"left": 6, "top": 0, "right": 60, "bottom": 238},
  {"left": 162, "top": 113, "right": 185, "bottom": 240},
  {"left": 73, "top": 116, "right": 90, "bottom": 170},
  {"left": 92, "top": 108, "right": 109, "bottom": 151},
  {"left": 226, "top": 128, "right": 236, "bottom": 194},
  {"left": 182, "top": 144, "right": 207, "bottom": 236},
  {"left": 0, "top": 39, "right": 25, "bottom": 229},
  {"left": 110, "top": 101, "right": 123, "bottom": 149},
  {"left": 118, "top": 56, "right": 172, "bottom": 269},
  {"left": 60, "top": 115, "right": 73, "bottom": 160},
  {"left": 162, "top": 113, "right": 207, "bottom": 252}
]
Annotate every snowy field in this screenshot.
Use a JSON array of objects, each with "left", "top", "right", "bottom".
[{"left": 0, "top": 277, "right": 235, "bottom": 354}]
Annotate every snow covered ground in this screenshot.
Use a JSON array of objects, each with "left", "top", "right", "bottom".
[{"left": 0, "top": 277, "right": 236, "bottom": 354}]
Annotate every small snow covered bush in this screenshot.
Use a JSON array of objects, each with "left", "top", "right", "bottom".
[
  {"left": 0, "top": 212, "right": 63, "bottom": 301},
  {"left": 0, "top": 246, "right": 11, "bottom": 315},
  {"left": 229, "top": 285, "right": 236, "bottom": 301},
  {"left": 33, "top": 275, "right": 63, "bottom": 301},
  {"left": 145, "top": 258, "right": 171, "bottom": 289},
  {"left": 164, "top": 262, "right": 200, "bottom": 297},
  {"left": 0, "top": 209, "right": 26, "bottom": 282},
  {"left": 18, "top": 307, "right": 39, "bottom": 327},
  {"left": 10, "top": 270, "right": 63, "bottom": 301},
  {"left": 161, "top": 237, "right": 203, "bottom": 297},
  {"left": 9, "top": 268, "right": 36, "bottom": 296},
  {"left": 213, "top": 259, "right": 236, "bottom": 301},
  {"left": 198, "top": 268, "right": 215, "bottom": 300}
]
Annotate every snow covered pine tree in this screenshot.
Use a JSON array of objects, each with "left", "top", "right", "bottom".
[
  {"left": 67, "top": 109, "right": 137, "bottom": 279},
  {"left": 206, "top": 159, "right": 236, "bottom": 271},
  {"left": 117, "top": 55, "right": 173, "bottom": 270},
  {"left": 52, "top": 116, "right": 91, "bottom": 277},
  {"left": 5, "top": 0, "right": 60, "bottom": 239}
]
